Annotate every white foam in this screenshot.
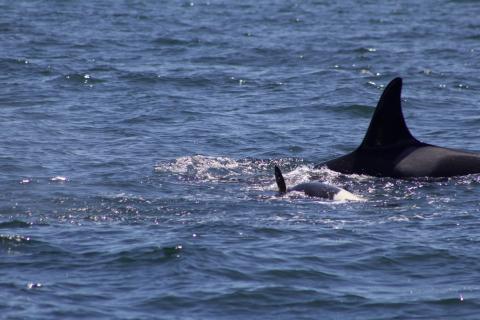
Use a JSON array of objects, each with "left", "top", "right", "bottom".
[
  {"left": 154, "top": 155, "right": 249, "bottom": 182},
  {"left": 51, "top": 176, "right": 67, "bottom": 182},
  {"left": 333, "top": 189, "right": 365, "bottom": 202},
  {"left": 155, "top": 155, "right": 241, "bottom": 174}
]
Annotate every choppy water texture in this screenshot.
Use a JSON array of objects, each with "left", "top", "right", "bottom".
[{"left": 1, "top": 0, "right": 480, "bottom": 319}]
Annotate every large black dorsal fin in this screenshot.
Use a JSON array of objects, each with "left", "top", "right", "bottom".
[
  {"left": 359, "top": 77, "right": 419, "bottom": 149},
  {"left": 274, "top": 165, "right": 287, "bottom": 193}
]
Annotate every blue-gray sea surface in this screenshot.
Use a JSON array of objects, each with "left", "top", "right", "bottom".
[{"left": 1, "top": 1, "right": 480, "bottom": 319}]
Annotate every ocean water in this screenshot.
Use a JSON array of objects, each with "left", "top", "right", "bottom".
[{"left": 1, "top": 0, "right": 480, "bottom": 319}]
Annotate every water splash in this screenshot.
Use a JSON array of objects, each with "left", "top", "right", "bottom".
[
  {"left": 155, "top": 155, "right": 274, "bottom": 183},
  {"left": 155, "top": 156, "right": 366, "bottom": 202}
]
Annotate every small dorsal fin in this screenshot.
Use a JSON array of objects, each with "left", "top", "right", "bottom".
[
  {"left": 359, "top": 77, "right": 419, "bottom": 149},
  {"left": 274, "top": 165, "right": 287, "bottom": 193}
]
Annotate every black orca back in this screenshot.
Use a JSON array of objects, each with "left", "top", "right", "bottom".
[
  {"left": 291, "top": 182, "right": 340, "bottom": 199},
  {"left": 318, "top": 77, "right": 480, "bottom": 177}
]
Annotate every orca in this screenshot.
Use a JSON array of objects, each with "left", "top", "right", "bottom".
[
  {"left": 316, "top": 77, "right": 480, "bottom": 178},
  {"left": 274, "top": 166, "right": 362, "bottom": 201}
]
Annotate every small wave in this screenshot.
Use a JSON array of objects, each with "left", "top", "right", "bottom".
[
  {"left": 252, "top": 105, "right": 302, "bottom": 115},
  {"left": 0, "top": 22, "right": 11, "bottom": 32},
  {"left": 201, "top": 285, "right": 347, "bottom": 308},
  {"left": 352, "top": 47, "right": 378, "bottom": 54},
  {"left": 121, "top": 114, "right": 174, "bottom": 125},
  {"left": 109, "top": 244, "right": 184, "bottom": 265},
  {"left": 119, "top": 70, "right": 217, "bottom": 87},
  {"left": 328, "top": 104, "right": 374, "bottom": 118},
  {"left": 0, "top": 220, "right": 32, "bottom": 229},
  {"left": 0, "top": 234, "right": 38, "bottom": 256},
  {"left": 54, "top": 73, "right": 105, "bottom": 86},
  {"left": 0, "top": 233, "right": 67, "bottom": 257},
  {"left": 257, "top": 268, "right": 340, "bottom": 282},
  {"left": 0, "top": 234, "right": 32, "bottom": 244},
  {"left": 152, "top": 36, "right": 195, "bottom": 46},
  {"left": 0, "top": 57, "right": 32, "bottom": 69},
  {"left": 0, "top": 57, "right": 54, "bottom": 78},
  {"left": 465, "top": 34, "right": 480, "bottom": 40}
]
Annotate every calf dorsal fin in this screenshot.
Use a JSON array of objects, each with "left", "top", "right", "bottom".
[{"left": 274, "top": 165, "right": 287, "bottom": 193}]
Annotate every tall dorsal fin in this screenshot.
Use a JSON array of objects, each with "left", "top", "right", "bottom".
[{"left": 358, "top": 77, "right": 419, "bottom": 149}]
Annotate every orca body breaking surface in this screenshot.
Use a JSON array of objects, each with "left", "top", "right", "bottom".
[
  {"left": 274, "top": 166, "right": 361, "bottom": 201},
  {"left": 316, "top": 78, "right": 480, "bottom": 178}
]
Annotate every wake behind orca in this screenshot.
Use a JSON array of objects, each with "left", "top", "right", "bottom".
[{"left": 316, "top": 77, "right": 480, "bottom": 178}]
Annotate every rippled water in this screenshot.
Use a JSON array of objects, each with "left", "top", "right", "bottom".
[{"left": 1, "top": 0, "right": 480, "bottom": 319}]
